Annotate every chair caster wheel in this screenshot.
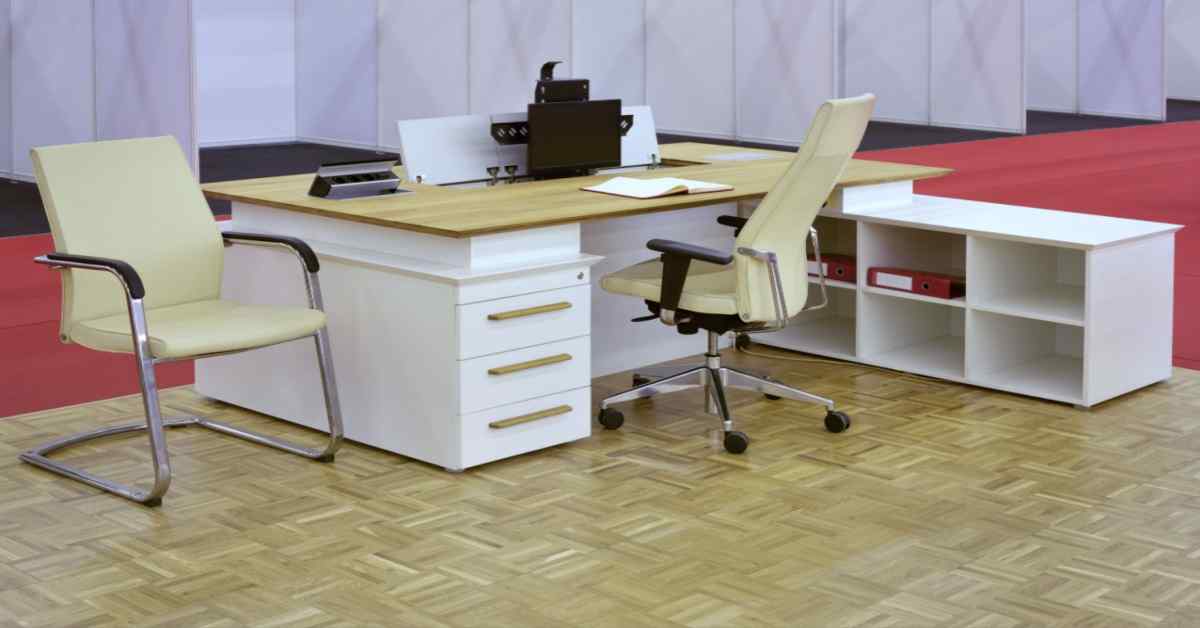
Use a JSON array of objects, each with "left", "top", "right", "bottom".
[
  {"left": 760, "top": 376, "right": 781, "bottom": 400},
  {"left": 824, "top": 410, "right": 851, "bottom": 433},
  {"left": 598, "top": 408, "right": 624, "bottom": 430},
  {"left": 632, "top": 375, "right": 651, "bottom": 387},
  {"left": 735, "top": 334, "right": 752, "bottom": 350},
  {"left": 723, "top": 431, "right": 749, "bottom": 454}
]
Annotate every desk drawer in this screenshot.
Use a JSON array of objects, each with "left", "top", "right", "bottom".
[
  {"left": 459, "top": 335, "right": 590, "bottom": 414},
  {"left": 458, "top": 284, "right": 590, "bottom": 359},
  {"left": 460, "top": 387, "right": 591, "bottom": 468}
]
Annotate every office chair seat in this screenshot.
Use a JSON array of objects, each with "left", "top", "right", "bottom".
[
  {"left": 600, "top": 258, "right": 739, "bottom": 315},
  {"left": 70, "top": 299, "right": 327, "bottom": 359}
]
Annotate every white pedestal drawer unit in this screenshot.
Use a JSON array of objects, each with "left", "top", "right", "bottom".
[
  {"left": 196, "top": 204, "right": 601, "bottom": 471},
  {"left": 757, "top": 194, "right": 1182, "bottom": 408}
]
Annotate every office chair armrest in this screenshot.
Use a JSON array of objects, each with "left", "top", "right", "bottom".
[
  {"left": 647, "top": 239, "right": 734, "bottom": 265},
  {"left": 38, "top": 253, "right": 146, "bottom": 299},
  {"left": 222, "top": 231, "right": 320, "bottom": 273},
  {"left": 716, "top": 215, "right": 748, "bottom": 236},
  {"left": 646, "top": 239, "right": 733, "bottom": 324}
]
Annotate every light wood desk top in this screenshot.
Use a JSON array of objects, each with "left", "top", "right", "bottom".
[{"left": 203, "top": 142, "right": 953, "bottom": 238}]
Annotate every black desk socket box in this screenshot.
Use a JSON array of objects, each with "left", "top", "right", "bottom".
[{"left": 309, "top": 159, "right": 408, "bottom": 200}]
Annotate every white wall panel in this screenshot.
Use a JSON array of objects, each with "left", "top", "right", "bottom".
[
  {"left": 94, "top": 0, "right": 197, "bottom": 171},
  {"left": 1025, "top": 0, "right": 1077, "bottom": 112},
  {"left": 1167, "top": 0, "right": 1200, "bottom": 101},
  {"left": 841, "top": 0, "right": 930, "bottom": 124},
  {"left": 735, "top": 0, "right": 837, "bottom": 145},
  {"left": 0, "top": 0, "right": 11, "bottom": 175},
  {"left": 572, "top": 0, "right": 645, "bottom": 105},
  {"left": 469, "top": 0, "right": 571, "bottom": 115},
  {"left": 11, "top": 0, "right": 94, "bottom": 177},
  {"left": 646, "top": 0, "right": 735, "bottom": 138},
  {"left": 1078, "top": 0, "right": 1166, "bottom": 120},
  {"left": 194, "top": 0, "right": 295, "bottom": 145},
  {"left": 297, "top": 0, "right": 378, "bottom": 147},
  {"left": 931, "top": 0, "right": 1024, "bottom": 132},
  {"left": 378, "top": 0, "right": 469, "bottom": 149}
]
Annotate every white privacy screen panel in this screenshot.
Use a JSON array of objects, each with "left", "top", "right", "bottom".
[
  {"left": 931, "top": 0, "right": 1025, "bottom": 133},
  {"left": 378, "top": 0, "right": 469, "bottom": 149},
  {"left": 646, "top": 0, "right": 736, "bottom": 138},
  {"left": 193, "top": 0, "right": 296, "bottom": 144},
  {"left": 11, "top": 0, "right": 95, "bottom": 177},
  {"left": 297, "top": 0, "right": 378, "bottom": 147},
  {"left": 735, "top": 0, "right": 837, "bottom": 144},
  {"left": 572, "top": 0, "right": 646, "bottom": 106},
  {"left": 841, "top": 0, "right": 931, "bottom": 125},
  {"left": 0, "top": 0, "right": 10, "bottom": 175},
  {"left": 1167, "top": 0, "right": 1200, "bottom": 101},
  {"left": 1025, "top": 0, "right": 1078, "bottom": 113},
  {"left": 1078, "top": 0, "right": 1165, "bottom": 120},
  {"left": 469, "top": 0, "right": 572, "bottom": 115},
  {"left": 95, "top": 0, "right": 197, "bottom": 171}
]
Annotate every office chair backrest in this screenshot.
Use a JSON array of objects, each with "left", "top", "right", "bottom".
[
  {"left": 734, "top": 94, "right": 875, "bottom": 322},
  {"left": 32, "top": 136, "right": 224, "bottom": 332}
]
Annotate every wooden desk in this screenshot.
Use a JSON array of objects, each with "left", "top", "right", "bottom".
[
  {"left": 196, "top": 143, "right": 953, "bottom": 471},
  {"left": 203, "top": 143, "right": 951, "bottom": 237},
  {"left": 195, "top": 141, "right": 1179, "bottom": 470}
]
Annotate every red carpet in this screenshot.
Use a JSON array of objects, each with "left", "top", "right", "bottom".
[
  {"left": 1, "top": 124, "right": 1197, "bottom": 417},
  {"left": 861, "top": 121, "right": 1200, "bottom": 371}
]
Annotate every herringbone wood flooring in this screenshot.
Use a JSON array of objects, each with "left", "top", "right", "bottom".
[{"left": 2, "top": 346, "right": 1199, "bottom": 627}]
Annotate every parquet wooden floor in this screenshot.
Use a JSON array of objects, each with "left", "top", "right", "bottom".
[{"left": 2, "top": 345, "right": 1200, "bottom": 627}]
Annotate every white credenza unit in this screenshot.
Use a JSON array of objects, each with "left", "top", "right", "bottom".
[{"left": 758, "top": 195, "right": 1181, "bottom": 408}]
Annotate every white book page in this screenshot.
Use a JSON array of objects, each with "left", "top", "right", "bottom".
[
  {"left": 583, "top": 176, "right": 733, "bottom": 199},
  {"left": 583, "top": 177, "right": 688, "bottom": 199}
]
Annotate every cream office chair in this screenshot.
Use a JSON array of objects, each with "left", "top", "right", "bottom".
[
  {"left": 26, "top": 136, "right": 344, "bottom": 506},
  {"left": 597, "top": 94, "right": 875, "bottom": 453}
]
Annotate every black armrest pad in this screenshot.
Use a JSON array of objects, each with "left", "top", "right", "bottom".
[
  {"left": 716, "top": 215, "right": 748, "bottom": 229},
  {"left": 647, "top": 239, "right": 734, "bottom": 265},
  {"left": 223, "top": 231, "right": 320, "bottom": 272},
  {"left": 45, "top": 252, "right": 146, "bottom": 299},
  {"left": 645, "top": 240, "right": 733, "bottom": 313}
]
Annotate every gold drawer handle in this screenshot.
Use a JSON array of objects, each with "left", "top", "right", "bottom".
[
  {"left": 487, "top": 301, "right": 571, "bottom": 321},
  {"left": 489, "top": 405, "right": 573, "bottom": 429},
  {"left": 488, "top": 353, "right": 572, "bottom": 376}
]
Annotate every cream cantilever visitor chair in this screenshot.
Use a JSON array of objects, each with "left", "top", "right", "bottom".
[
  {"left": 597, "top": 94, "right": 875, "bottom": 454},
  {"left": 26, "top": 136, "right": 344, "bottom": 506}
]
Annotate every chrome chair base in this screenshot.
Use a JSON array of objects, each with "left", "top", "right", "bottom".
[
  {"left": 598, "top": 332, "right": 848, "bottom": 454},
  {"left": 20, "top": 328, "right": 344, "bottom": 507}
]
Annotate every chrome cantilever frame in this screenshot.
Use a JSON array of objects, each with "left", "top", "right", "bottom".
[
  {"left": 24, "top": 244, "right": 344, "bottom": 507},
  {"left": 600, "top": 226, "right": 838, "bottom": 436}
]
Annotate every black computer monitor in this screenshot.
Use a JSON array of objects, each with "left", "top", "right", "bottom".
[{"left": 527, "top": 99, "right": 621, "bottom": 177}]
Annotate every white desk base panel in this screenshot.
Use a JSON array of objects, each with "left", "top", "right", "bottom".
[{"left": 195, "top": 185, "right": 1180, "bottom": 470}]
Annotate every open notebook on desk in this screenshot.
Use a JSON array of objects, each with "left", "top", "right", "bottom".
[{"left": 582, "top": 176, "right": 733, "bottom": 199}]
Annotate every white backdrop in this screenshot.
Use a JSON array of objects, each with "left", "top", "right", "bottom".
[
  {"left": 842, "top": 0, "right": 931, "bottom": 125},
  {"left": 0, "top": 0, "right": 9, "bottom": 175},
  {"left": 1079, "top": 0, "right": 1165, "bottom": 119},
  {"left": 645, "top": 0, "right": 736, "bottom": 139},
  {"left": 1026, "top": 0, "right": 1077, "bottom": 113},
  {"left": 1027, "top": 0, "right": 1167, "bottom": 120},
  {"left": 193, "top": 0, "right": 295, "bottom": 145},
  {"left": 1167, "top": 0, "right": 1200, "bottom": 101},
  {"left": 10, "top": 0, "right": 94, "bottom": 178},
  {"left": 296, "top": 0, "right": 377, "bottom": 148},
  {"left": 0, "top": 0, "right": 198, "bottom": 179},
  {"left": 931, "top": 0, "right": 1025, "bottom": 132},
  {"left": 735, "top": 0, "right": 838, "bottom": 145},
  {"left": 95, "top": 1, "right": 196, "bottom": 161}
]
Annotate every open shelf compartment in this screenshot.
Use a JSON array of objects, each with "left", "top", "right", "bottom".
[
  {"left": 758, "top": 284, "right": 856, "bottom": 360},
  {"left": 968, "top": 310, "right": 1084, "bottom": 404},
  {"left": 969, "top": 237, "right": 1085, "bottom": 326},
  {"left": 858, "top": 222, "right": 966, "bottom": 306},
  {"left": 859, "top": 292, "right": 965, "bottom": 380}
]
